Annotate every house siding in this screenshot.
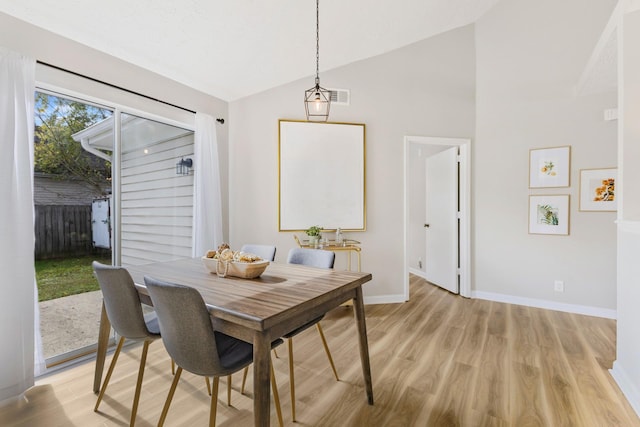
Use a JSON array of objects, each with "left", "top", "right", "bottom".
[
  {"left": 121, "top": 131, "right": 195, "bottom": 265},
  {"left": 34, "top": 174, "right": 106, "bottom": 206}
]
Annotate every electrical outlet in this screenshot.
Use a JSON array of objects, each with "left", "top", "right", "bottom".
[{"left": 554, "top": 280, "right": 564, "bottom": 292}]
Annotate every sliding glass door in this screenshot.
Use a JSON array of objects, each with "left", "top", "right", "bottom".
[
  {"left": 35, "top": 90, "right": 194, "bottom": 367},
  {"left": 34, "top": 91, "right": 113, "bottom": 365}
]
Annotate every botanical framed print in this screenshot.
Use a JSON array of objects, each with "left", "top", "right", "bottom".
[
  {"left": 529, "top": 146, "right": 571, "bottom": 188},
  {"left": 579, "top": 168, "right": 617, "bottom": 212},
  {"left": 529, "top": 195, "right": 570, "bottom": 235}
]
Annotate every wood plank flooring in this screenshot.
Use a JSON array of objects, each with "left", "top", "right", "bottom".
[{"left": 1, "top": 275, "right": 637, "bottom": 426}]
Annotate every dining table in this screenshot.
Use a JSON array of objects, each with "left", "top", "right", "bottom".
[{"left": 92, "top": 257, "right": 374, "bottom": 427}]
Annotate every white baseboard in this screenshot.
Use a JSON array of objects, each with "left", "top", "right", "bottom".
[
  {"left": 472, "top": 290, "right": 616, "bottom": 319},
  {"left": 363, "top": 294, "right": 407, "bottom": 305},
  {"left": 408, "top": 267, "right": 426, "bottom": 279},
  {"left": 610, "top": 361, "right": 640, "bottom": 419},
  {"left": 374, "top": 273, "right": 615, "bottom": 317},
  {"left": 0, "top": 393, "right": 26, "bottom": 409}
]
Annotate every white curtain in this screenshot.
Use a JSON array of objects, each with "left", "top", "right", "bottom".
[
  {"left": 0, "top": 47, "right": 42, "bottom": 403},
  {"left": 192, "top": 113, "right": 224, "bottom": 256}
]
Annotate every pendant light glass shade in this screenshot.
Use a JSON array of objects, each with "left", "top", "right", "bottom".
[
  {"left": 304, "top": 78, "right": 331, "bottom": 121},
  {"left": 304, "top": 0, "right": 330, "bottom": 122}
]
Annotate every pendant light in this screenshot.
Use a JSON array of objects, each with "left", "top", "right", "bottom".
[{"left": 304, "top": 0, "right": 331, "bottom": 121}]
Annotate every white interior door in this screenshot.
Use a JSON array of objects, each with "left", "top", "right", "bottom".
[{"left": 425, "top": 146, "right": 459, "bottom": 293}]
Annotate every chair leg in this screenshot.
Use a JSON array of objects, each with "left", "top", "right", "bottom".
[
  {"left": 158, "top": 366, "right": 183, "bottom": 427},
  {"left": 171, "top": 358, "right": 175, "bottom": 375},
  {"left": 209, "top": 377, "right": 220, "bottom": 427},
  {"left": 129, "top": 340, "right": 151, "bottom": 427},
  {"left": 288, "top": 337, "right": 296, "bottom": 422},
  {"left": 241, "top": 366, "right": 249, "bottom": 394},
  {"left": 206, "top": 377, "right": 212, "bottom": 396},
  {"left": 316, "top": 323, "right": 339, "bottom": 381},
  {"left": 270, "top": 360, "right": 284, "bottom": 427},
  {"left": 227, "top": 375, "right": 232, "bottom": 406},
  {"left": 94, "top": 336, "right": 125, "bottom": 412}
]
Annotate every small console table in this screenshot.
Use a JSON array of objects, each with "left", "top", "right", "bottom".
[{"left": 295, "top": 235, "right": 362, "bottom": 272}]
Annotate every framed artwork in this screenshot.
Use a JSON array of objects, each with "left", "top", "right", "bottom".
[
  {"left": 279, "top": 120, "right": 366, "bottom": 231},
  {"left": 529, "top": 146, "right": 571, "bottom": 188},
  {"left": 579, "top": 168, "right": 617, "bottom": 212},
  {"left": 529, "top": 195, "right": 570, "bottom": 235}
]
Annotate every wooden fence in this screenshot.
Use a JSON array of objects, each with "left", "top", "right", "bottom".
[{"left": 35, "top": 205, "right": 109, "bottom": 260}]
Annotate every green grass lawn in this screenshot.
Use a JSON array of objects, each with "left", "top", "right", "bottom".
[{"left": 36, "top": 255, "right": 111, "bottom": 302}]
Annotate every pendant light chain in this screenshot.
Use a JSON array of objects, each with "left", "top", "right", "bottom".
[
  {"left": 315, "top": 0, "right": 320, "bottom": 85},
  {"left": 304, "top": 0, "right": 330, "bottom": 121}
]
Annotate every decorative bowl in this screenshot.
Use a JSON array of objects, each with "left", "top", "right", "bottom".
[{"left": 201, "top": 257, "right": 270, "bottom": 279}]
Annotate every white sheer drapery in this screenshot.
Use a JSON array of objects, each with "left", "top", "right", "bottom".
[
  {"left": 0, "top": 47, "right": 42, "bottom": 403},
  {"left": 192, "top": 113, "right": 224, "bottom": 256}
]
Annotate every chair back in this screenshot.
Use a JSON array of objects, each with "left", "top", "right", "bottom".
[
  {"left": 143, "top": 276, "right": 223, "bottom": 376},
  {"left": 240, "top": 244, "right": 277, "bottom": 262},
  {"left": 286, "top": 248, "right": 335, "bottom": 269},
  {"left": 92, "top": 261, "right": 155, "bottom": 340}
]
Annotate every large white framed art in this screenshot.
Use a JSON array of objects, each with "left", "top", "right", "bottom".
[
  {"left": 529, "top": 146, "right": 571, "bottom": 188},
  {"left": 279, "top": 120, "right": 366, "bottom": 231}
]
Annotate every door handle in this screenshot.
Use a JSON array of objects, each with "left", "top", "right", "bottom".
[{"left": 424, "top": 224, "right": 430, "bottom": 228}]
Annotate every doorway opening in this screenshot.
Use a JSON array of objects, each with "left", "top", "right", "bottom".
[{"left": 403, "top": 136, "right": 471, "bottom": 299}]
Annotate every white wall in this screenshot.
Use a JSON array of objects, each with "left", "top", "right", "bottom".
[
  {"left": 474, "top": 0, "right": 618, "bottom": 313},
  {"left": 229, "top": 26, "right": 476, "bottom": 301},
  {"left": 0, "top": 13, "right": 225, "bottom": 122},
  {"left": 231, "top": 0, "right": 619, "bottom": 311},
  {"left": 0, "top": 2, "right": 621, "bottom": 309},
  {"left": 612, "top": 7, "right": 640, "bottom": 417},
  {"left": 0, "top": 12, "right": 231, "bottom": 240}
]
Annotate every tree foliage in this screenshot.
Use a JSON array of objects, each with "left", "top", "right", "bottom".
[{"left": 34, "top": 93, "right": 112, "bottom": 192}]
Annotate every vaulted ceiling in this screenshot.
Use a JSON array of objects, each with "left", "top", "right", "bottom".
[{"left": 0, "top": 0, "right": 501, "bottom": 101}]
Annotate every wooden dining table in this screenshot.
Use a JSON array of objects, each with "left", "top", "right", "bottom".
[{"left": 92, "top": 257, "right": 374, "bottom": 426}]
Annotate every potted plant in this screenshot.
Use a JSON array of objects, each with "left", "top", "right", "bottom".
[{"left": 305, "top": 225, "right": 323, "bottom": 245}]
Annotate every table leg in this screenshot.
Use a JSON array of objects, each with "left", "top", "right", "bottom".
[
  {"left": 353, "top": 286, "right": 374, "bottom": 404},
  {"left": 93, "top": 301, "right": 111, "bottom": 393},
  {"left": 253, "top": 332, "right": 272, "bottom": 426}
]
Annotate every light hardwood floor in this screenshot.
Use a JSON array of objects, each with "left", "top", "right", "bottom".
[{"left": 1, "top": 275, "right": 638, "bottom": 426}]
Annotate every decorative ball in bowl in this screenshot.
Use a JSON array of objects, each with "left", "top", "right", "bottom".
[{"left": 201, "top": 257, "right": 270, "bottom": 279}]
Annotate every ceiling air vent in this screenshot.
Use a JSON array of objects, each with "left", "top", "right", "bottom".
[{"left": 329, "top": 88, "right": 350, "bottom": 106}]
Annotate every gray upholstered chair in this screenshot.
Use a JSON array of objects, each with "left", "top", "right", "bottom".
[
  {"left": 284, "top": 247, "right": 339, "bottom": 421},
  {"left": 143, "top": 276, "right": 284, "bottom": 427},
  {"left": 92, "top": 261, "right": 160, "bottom": 427},
  {"left": 240, "top": 244, "right": 277, "bottom": 262},
  {"left": 287, "top": 247, "right": 335, "bottom": 269}
]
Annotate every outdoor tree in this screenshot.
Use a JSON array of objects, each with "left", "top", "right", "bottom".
[{"left": 34, "top": 92, "right": 112, "bottom": 192}]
